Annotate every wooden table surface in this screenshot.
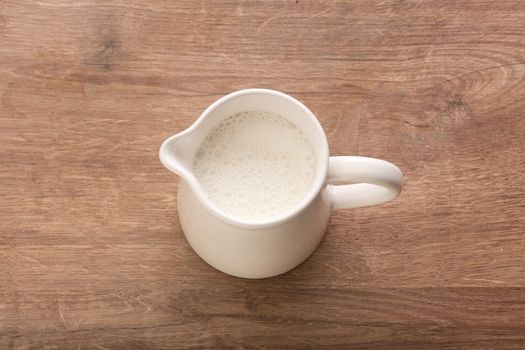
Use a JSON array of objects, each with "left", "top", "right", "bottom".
[{"left": 2, "top": 0, "right": 525, "bottom": 349}]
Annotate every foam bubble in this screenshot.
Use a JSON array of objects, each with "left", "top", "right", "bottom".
[{"left": 193, "top": 111, "right": 317, "bottom": 222}]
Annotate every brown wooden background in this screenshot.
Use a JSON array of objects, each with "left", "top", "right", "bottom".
[{"left": 1, "top": 0, "right": 525, "bottom": 349}]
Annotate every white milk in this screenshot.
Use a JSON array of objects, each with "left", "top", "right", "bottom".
[{"left": 193, "top": 111, "right": 316, "bottom": 222}]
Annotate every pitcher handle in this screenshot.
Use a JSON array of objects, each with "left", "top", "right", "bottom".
[{"left": 327, "top": 156, "right": 403, "bottom": 210}]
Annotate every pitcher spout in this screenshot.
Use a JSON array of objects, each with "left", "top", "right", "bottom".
[{"left": 159, "top": 131, "right": 195, "bottom": 178}]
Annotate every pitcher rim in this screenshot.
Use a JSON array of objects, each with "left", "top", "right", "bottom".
[{"left": 161, "top": 88, "right": 330, "bottom": 229}]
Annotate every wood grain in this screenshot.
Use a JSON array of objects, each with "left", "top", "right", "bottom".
[{"left": 1, "top": 0, "right": 525, "bottom": 349}]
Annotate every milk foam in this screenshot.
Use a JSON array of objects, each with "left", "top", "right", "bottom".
[{"left": 193, "top": 111, "right": 317, "bottom": 222}]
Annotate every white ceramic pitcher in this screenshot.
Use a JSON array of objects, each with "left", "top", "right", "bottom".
[{"left": 159, "top": 88, "right": 403, "bottom": 278}]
